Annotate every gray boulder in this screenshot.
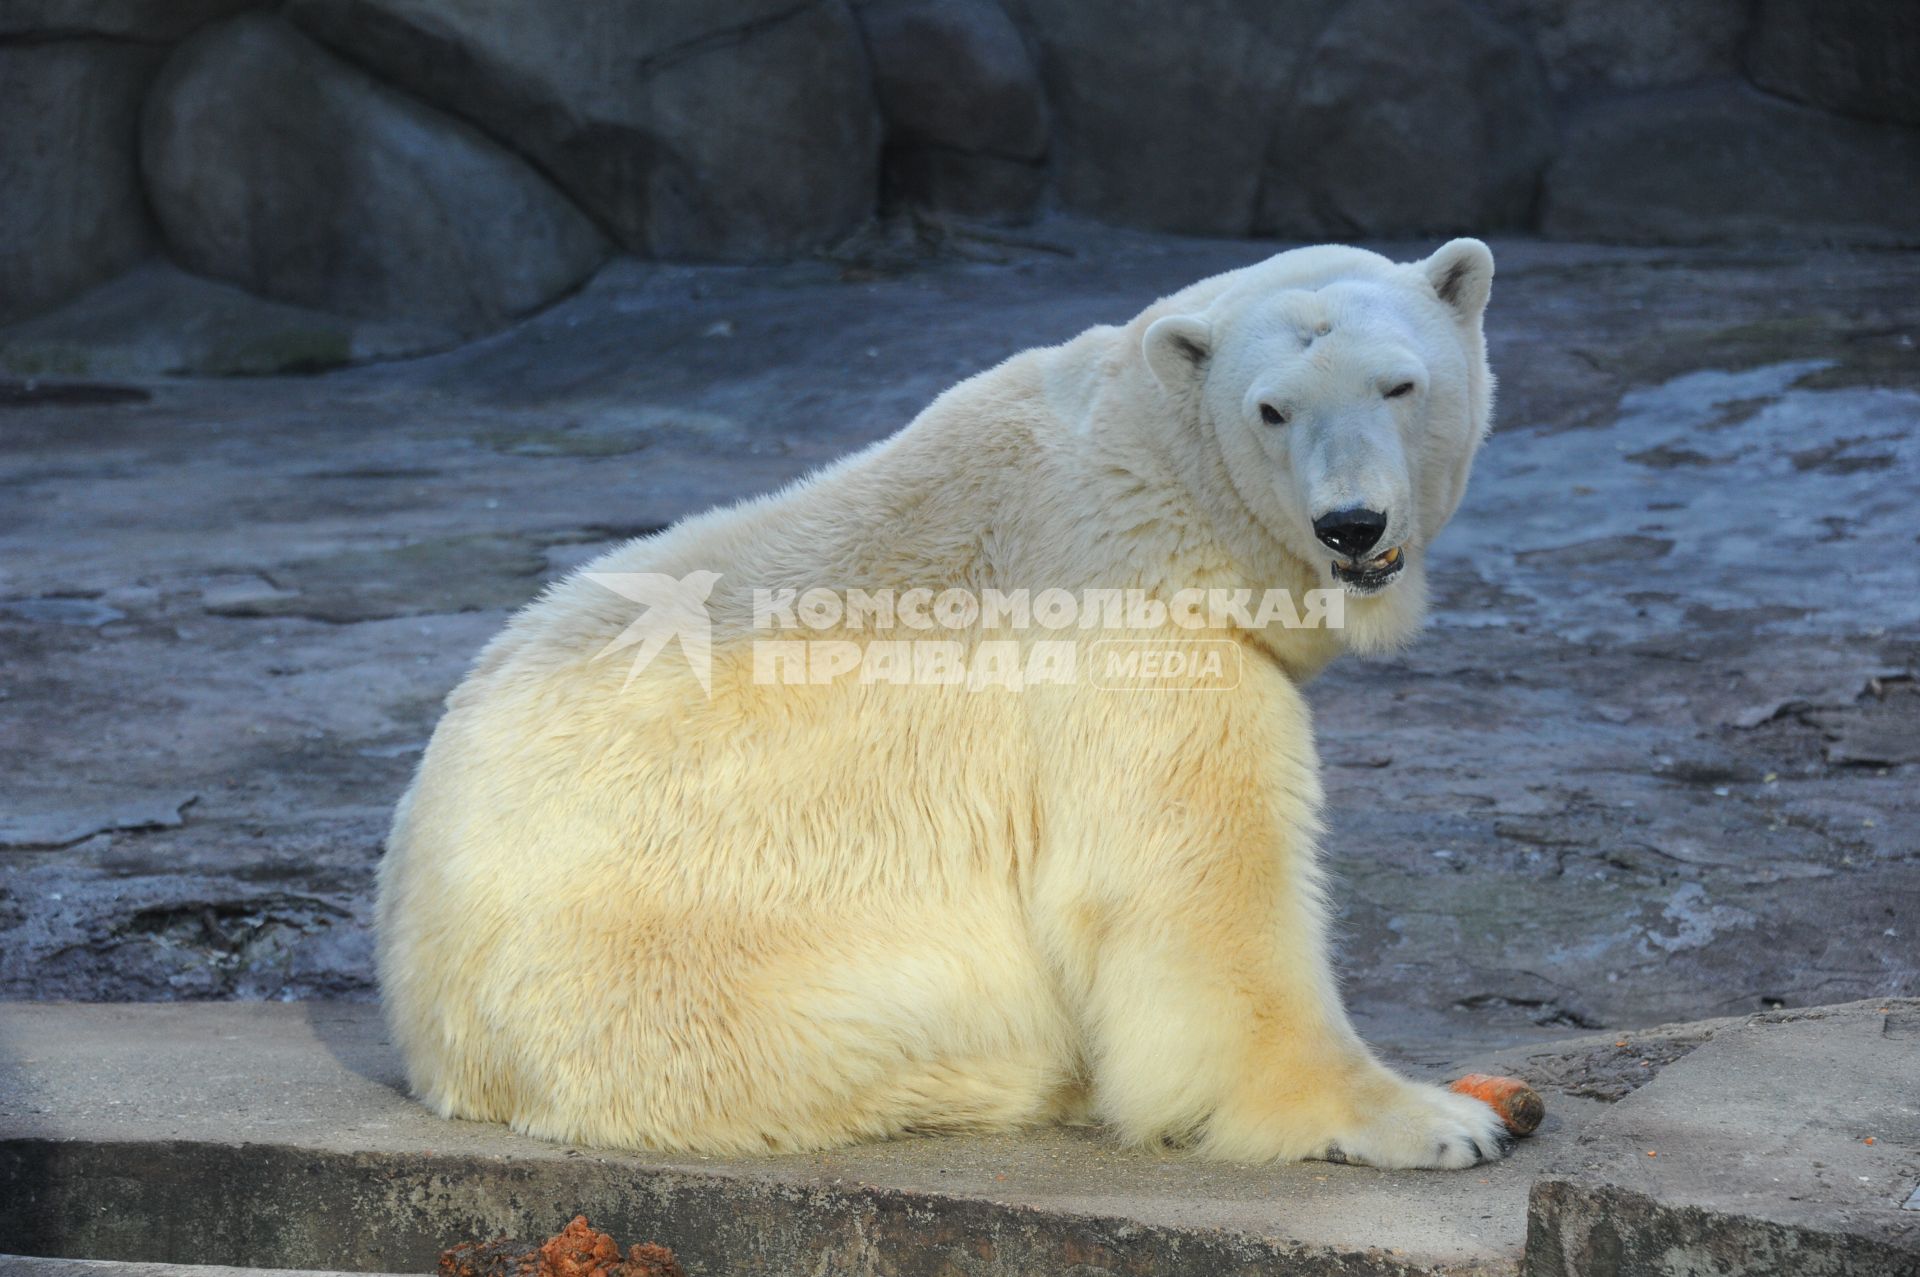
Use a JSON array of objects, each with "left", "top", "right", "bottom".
[
  {"left": 1480, "top": 0, "right": 1750, "bottom": 92},
  {"left": 0, "top": 0, "right": 257, "bottom": 41},
  {"left": 1258, "top": 0, "right": 1554, "bottom": 237},
  {"left": 1542, "top": 81, "right": 1920, "bottom": 248},
  {"left": 0, "top": 40, "right": 158, "bottom": 325},
  {"left": 0, "top": 261, "right": 465, "bottom": 377},
  {"left": 856, "top": 0, "right": 1046, "bottom": 221},
  {"left": 857, "top": 0, "right": 1046, "bottom": 157},
  {"left": 285, "top": 0, "right": 881, "bottom": 260},
  {"left": 884, "top": 148, "right": 1045, "bottom": 222},
  {"left": 1004, "top": 0, "right": 1339, "bottom": 235},
  {"left": 1746, "top": 0, "right": 1920, "bottom": 127},
  {"left": 140, "top": 15, "right": 606, "bottom": 330}
]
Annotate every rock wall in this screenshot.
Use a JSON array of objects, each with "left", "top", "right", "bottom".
[
  {"left": 141, "top": 15, "right": 608, "bottom": 329},
  {"left": 3, "top": 0, "right": 1917, "bottom": 329}
]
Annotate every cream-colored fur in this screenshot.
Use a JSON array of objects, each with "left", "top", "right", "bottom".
[{"left": 380, "top": 240, "right": 1507, "bottom": 1168}]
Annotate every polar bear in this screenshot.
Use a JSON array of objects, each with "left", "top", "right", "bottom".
[{"left": 380, "top": 239, "right": 1506, "bottom": 1168}]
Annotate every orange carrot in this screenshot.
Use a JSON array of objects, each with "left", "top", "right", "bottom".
[{"left": 1450, "top": 1073, "right": 1545, "bottom": 1137}]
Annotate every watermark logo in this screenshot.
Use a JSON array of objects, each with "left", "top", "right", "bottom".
[
  {"left": 584, "top": 579, "right": 1339, "bottom": 695},
  {"left": 583, "top": 570, "right": 721, "bottom": 693},
  {"left": 1090, "top": 638, "right": 1243, "bottom": 692},
  {"left": 749, "top": 586, "right": 1342, "bottom": 635}
]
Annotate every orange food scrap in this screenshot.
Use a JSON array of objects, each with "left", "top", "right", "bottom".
[
  {"left": 1449, "top": 1073, "right": 1546, "bottom": 1137},
  {"left": 1864, "top": 1136, "right": 1876, "bottom": 1145},
  {"left": 538, "top": 1217, "right": 623, "bottom": 1277},
  {"left": 438, "top": 1216, "right": 683, "bottom": 1277}
]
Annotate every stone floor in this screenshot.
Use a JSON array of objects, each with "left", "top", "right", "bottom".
[{"left": 1, "top": 221, "right": 1916, "bottom": 1060}]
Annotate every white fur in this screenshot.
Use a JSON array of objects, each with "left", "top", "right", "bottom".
[{"left": 380, "top": 240, "right": 1505, "bottom": 1168}]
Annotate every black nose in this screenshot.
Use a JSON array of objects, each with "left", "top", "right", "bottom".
[{"left": 1313, "top": 507, "right": 1388, "bottom": 558}]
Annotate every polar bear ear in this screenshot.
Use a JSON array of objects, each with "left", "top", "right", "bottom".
[
  {"left": 1144, "top": 314, "right": 1213, "bottom": 393},
  {"left": 1420, "top": 238, "right": 1494, "bottom": 323}
]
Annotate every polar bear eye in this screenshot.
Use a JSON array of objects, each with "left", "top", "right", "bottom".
[
  {"left": 1384, "top": 381, "right": 1416, "bottom": 399},
  {"left": 1259, "top": 403, "right": 1289, "bottom": 426}
]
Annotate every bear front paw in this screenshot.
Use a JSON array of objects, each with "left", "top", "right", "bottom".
[{"left": 1321, "top": 1085, "right": 1513, "bottom": 1170}]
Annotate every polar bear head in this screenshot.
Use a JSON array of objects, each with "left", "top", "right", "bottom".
[{"left": 1142, "top": 239, "right": 1496, "bottom": 650}]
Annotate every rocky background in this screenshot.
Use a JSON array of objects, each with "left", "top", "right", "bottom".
[{"left": 4, "top": 0, "right": 1919, "bottom": 337}]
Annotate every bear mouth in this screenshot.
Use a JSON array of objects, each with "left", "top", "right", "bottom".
[{"left": 1331, "top": 545, "right": 1404, "bottom": 593}]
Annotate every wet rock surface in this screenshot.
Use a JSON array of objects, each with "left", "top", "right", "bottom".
[{"left": 0, "top": 227, "right": 1915, "bottom": 1056}]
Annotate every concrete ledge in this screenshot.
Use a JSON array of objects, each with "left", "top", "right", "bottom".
[
  {"left": 1, "top": 1001, "right": 1914, "bottom": 1276},
  {"left": 0, "top": 1003, "right": 1572, "bottom": 1276},
  {"left": 1526, "top": 1002, "right": 1920, "bottom": 1276}
]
